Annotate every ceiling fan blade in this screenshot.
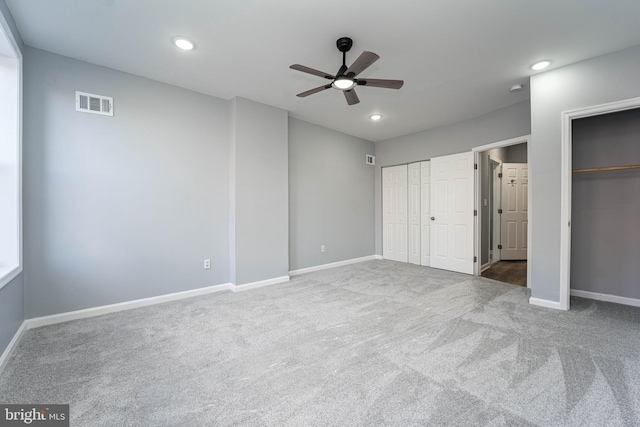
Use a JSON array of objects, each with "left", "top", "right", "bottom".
[
  {"left": 357, "top": 78, "right": 404, "bottom": 89},
  {"left": 296, "top": 84, "right": 332, "bottom": 97},
  {"left": 290, "top": 64, "right": 335, "bottom": 80},
  {"left": 343, "top": 89, "right": 360, "bottom": 105},
  {"left": 345, "top": 51, "right": 379, "bottom": 77}
]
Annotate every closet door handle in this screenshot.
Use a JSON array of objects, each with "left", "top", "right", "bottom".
[{"left": 431, "top": 217, "right": 435, "bottom": 221}]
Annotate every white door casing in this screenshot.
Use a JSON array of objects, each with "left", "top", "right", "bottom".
[
  {"left": 382, "top": 165, "right": 408, "bottom": 262},
  {"left": 501, "top": 163, "right": 528, "bottom": 260},
  {"left": 491, "top": 158, "right": 502, "bottom": 263},
  {"left": 408, "top": 163, "right": 421, "bottom": 265},
  {"left": 420, "top": 161, "right": 431, "bottom": 267},
  {"left": 430, "top": 152, "right": 474, "bottom": 274}
]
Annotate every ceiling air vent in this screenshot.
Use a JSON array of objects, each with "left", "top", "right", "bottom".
[
  {"left": 366, "top": 154, "right": 375, "bottom": 165},
  {"left": 76, "top": 91, "right": 113, "bottom": 116}
]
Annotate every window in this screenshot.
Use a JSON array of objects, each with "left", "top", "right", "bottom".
[{"left": 0, "top": 14, "right": 21, "bottom": 289}]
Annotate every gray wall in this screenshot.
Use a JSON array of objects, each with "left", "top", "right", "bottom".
[
  {"left": 289, "top": 118, "right": 375, "bottom": 270},
  {"left": 570, "top": 108, "right": 640, "bottom": 299},
  {"left": 374, "top": 101, "right": 531, "bottom": 255},
  {"left": 530, "top": 44, "right": 640, "bottom": 302},
  {"left": 0, "top": 0, "right": 23, "bottom": 358},
  {"left": 230, "top": 97, "right": 289, "bottom": 285},
  {"left": 506, "top": 143, "right": 528, "bottom": 163},
  {"left": 23, "top": 48, "right": 231, "bottom": 317}
]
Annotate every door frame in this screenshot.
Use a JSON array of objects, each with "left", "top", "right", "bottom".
[
  {"left": 488, "top": 155, "right": 502, "bottom": 268},
  {"left": 559, "top": 96, "right": 640, "bottom": 310},
  {"left": 472, "top": 135, "right": 531, "bottom": 286}
]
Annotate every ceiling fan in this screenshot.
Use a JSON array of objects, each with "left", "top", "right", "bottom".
[{"left": 290, "top": 37, "right": 404, "bottom": 106}]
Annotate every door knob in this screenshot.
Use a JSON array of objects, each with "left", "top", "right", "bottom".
[{"left": 431, "top": 217, "right": 435, "bottom": 220}]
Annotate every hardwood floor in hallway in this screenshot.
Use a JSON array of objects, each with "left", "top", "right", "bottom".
[{"left": 481, "top": 260, "right": 527, "bottom": 287}]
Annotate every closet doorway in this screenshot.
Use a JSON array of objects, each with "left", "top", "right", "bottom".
[
  {"left": 473, "top": 136, "right": 531, "bottom": 287},
  {"left": 559, "top": 97, "right": 640, "bottom": 310},
  {"left": 562, "top": 104, "right": 640, "bottom": 308}
]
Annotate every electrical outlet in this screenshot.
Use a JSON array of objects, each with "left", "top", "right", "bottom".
[
  {"left": 321, "top": 245, "right": 325, "bottom": 253},
  {"left": 204, "top": 259, "right": 211, "bottom": 269}
]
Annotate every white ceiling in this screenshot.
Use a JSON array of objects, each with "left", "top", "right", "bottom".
[{"left": 7, "top": 0, "right": 640, "bottom": 141}]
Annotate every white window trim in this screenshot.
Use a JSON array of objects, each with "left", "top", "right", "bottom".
[{"left": 0, "top": 11, "right": 23, "bottom": 290}]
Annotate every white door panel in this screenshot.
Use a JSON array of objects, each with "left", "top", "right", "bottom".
[
  {"left": 408, "top": 163, "right": 421, "bottom": 265},
  {"left": 382, "top": 165, "right": 408, "bottom": 262},
  {"left": 501, "top": 163, "right": 528, "bottom": 260},
  {"left": 430, "top": 152, "right": 474, "bottom": 274},
  {"left": 420, "top": 161, "right": 431, "bottom": 266}
]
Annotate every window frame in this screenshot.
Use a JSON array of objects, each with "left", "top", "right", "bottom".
[{"left": 0, "top": 10, "right": 22, "bottom": 290}]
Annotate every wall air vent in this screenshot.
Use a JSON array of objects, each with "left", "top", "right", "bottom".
[
  {"left": 366, "top": 154, "right": 375, "bottom": 165},
  {"left": 75, "top": 91, "right": 113, "bottom": 116}
]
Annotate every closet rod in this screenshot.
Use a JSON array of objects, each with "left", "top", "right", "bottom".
[{"left": 572, "top": 164, "right": 640, "bottom": 174}]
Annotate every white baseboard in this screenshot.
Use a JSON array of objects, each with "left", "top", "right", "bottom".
[
  {"left": 571, "top": 289, "right": 640, "bottom": 308},
  {"left": 26, "top": 283, "right": 232, "bottom": 329},
  {"left": 529, "top": 297, "right": 565, "bottom": 310},
  {"left": 289, "top": 255, "right": 378, "bottom": 276},
  {"left": 0, "top": 321, "right": 27, "bottom": 375},
  {"left": 230, "top": 275, "right": 290, "bottom": 292}
]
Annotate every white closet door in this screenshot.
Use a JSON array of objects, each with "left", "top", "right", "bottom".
[
  {"left": 382, "top": 165, "right": 408, "bottom": 262},
  {"left": 420, "top": 161, "right": 431, "bottom": 266},
  {"left": 501, "top": 163, "right": 528, "bottom": 260},
  {"left": 430, "top": 152, "right": 474, "bottom": 274},
  {"left": 408, "top": 162, "right": 421, "bottom": 265}
]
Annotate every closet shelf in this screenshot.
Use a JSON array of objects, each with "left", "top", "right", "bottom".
[{"left": 572, "top": 164, "right": 640, "bottom": 174}]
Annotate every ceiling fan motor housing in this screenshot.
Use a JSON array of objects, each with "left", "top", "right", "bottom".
[{"left": 336, "top": 37, "right": 353, "bottom": 53}]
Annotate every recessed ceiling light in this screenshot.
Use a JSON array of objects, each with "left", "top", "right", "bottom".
[
  {"left": 370, "top": 114, "right": 382, "bottom": 121},
  {"left": 531, "top": 60, "right": 551, "bottom": 71},
  {"left": 173, "top": 37, "right": 195, "bottom": 51}
]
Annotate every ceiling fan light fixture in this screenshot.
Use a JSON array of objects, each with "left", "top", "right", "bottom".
[
  {"left": 173, "top": 36, "right": 195, "bottom": 51},
  {"left": 332, "top": 77, "right": 356, "bottom": 90},
  {"left": 291, "top": 37, "right": 403, "bottom": 105}
]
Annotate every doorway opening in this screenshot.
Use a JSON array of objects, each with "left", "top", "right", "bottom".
[
  {"left": 559, "top": 98, "right": 640, "bottom": 310},
  {"left": 473, "top": 135, "right": 531, "bottom": 287}
]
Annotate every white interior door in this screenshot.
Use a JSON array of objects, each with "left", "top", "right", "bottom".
[
  {"left": 430, "top": 152, "right": 474, "bottom": 274},
  {"left": 420, "top": 161, "right": 431, "bottom": 266},
  {"left": 500, "top": 163, "right": 528, "bottom": 260},
  {"left": 382, "top": 165, "right": 408, "bottom": 262},
  {"left": 408, "top": 163, "right": 421, "bottom": 265}
]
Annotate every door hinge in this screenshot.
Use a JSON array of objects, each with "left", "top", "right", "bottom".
[
  {"left": 498, "top": 244, "right": 502, "bottom": 250},
  {"left": 498, "top": 173, "right": 503, "bottom": 178},
  {"left": 498, "top": 208, "right": 503, "bottom": 214},
  {"left": 474, "top": 209, "right": 477, "bottom": 216},
  {"left": 473, "top": 256, "right": 477, "bottom": 262},
  {"left": 474, "top": 163, "right": 478, "bottom": 170}
]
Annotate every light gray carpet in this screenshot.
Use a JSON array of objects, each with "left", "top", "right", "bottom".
[{"left": 1, "top": 260, "right": 640, "bottom": 426}]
